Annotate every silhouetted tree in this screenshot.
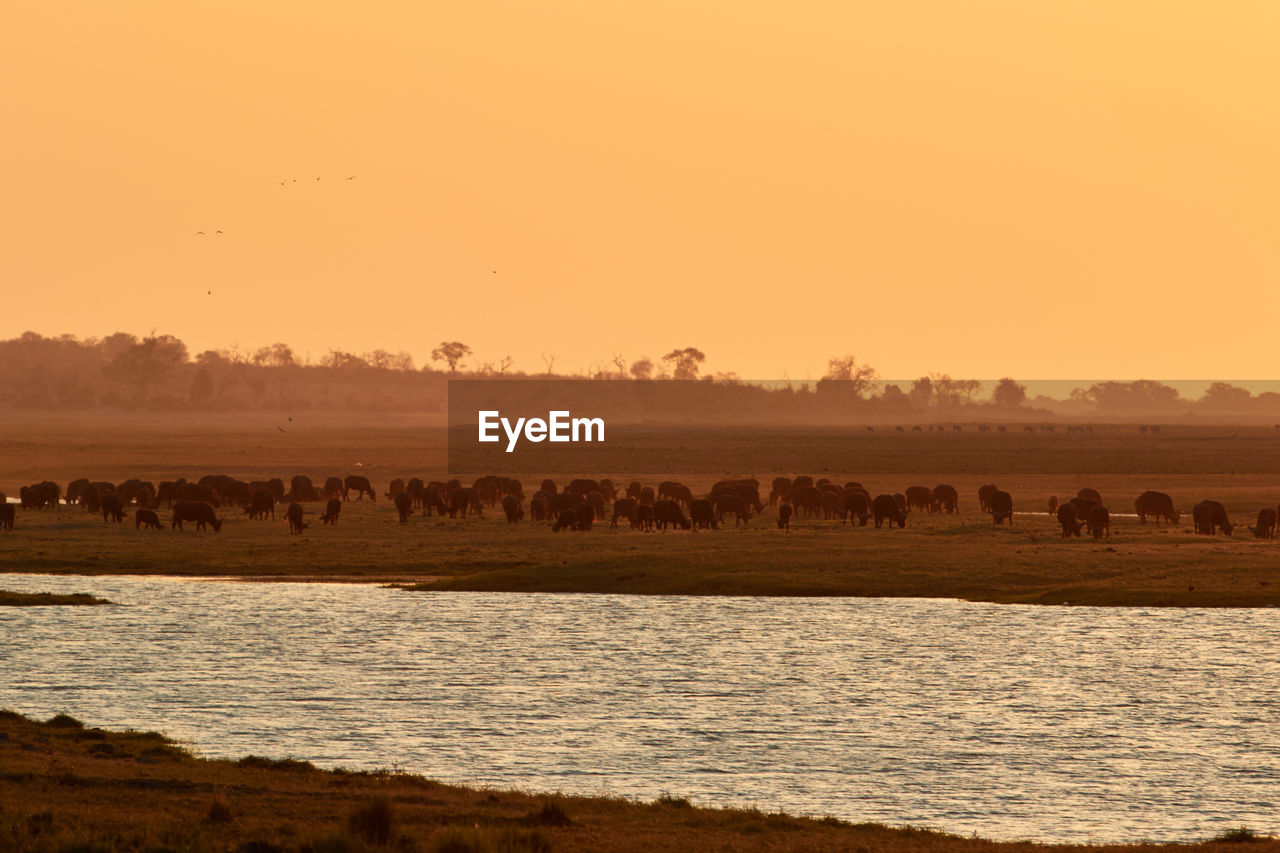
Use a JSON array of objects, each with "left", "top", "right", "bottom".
[
  {"left": 823, "top": 355, "right": 878, "bottom": 397},
  {"left": 663, "top": 347, "right": 706, "bottom": 380},
  {"left": 1200, "top": 382, "right": 1252, "bottom": 410},
  {"left": 432, "top": 341, "right": 472, "bottom": 372},
  {"left": 629, "top": 358, "right": 654, "bottom": 380},
  {"left": 909, "top": 377, "right": 934, "bottom": 409},
  {"left": 993, "top": 378, "right": 1027, "bottom": 407},
  {"left": 320, "top": 350, "right": 368, "bottom": 369},
  {"left": 189, "top": 368, "right": 214, "bottom": 404},
  {"left": 253, "top": 343, "right": 296, "bottom": 367},
  {"left": 106, "top": 334, "right": 188, "bottom": 402}
]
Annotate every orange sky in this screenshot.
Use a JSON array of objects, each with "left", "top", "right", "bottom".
[{"left": 3, "top": 2, "right": 1276, "bottom": 379}]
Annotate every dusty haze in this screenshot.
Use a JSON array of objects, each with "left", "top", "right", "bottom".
[{"left": 3, "top": 2, "right": 1276, "bottom": 378}]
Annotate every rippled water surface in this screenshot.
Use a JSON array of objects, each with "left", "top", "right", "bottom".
[{"left": 2, "top": 574, "right": 1277, "bottom": 843}]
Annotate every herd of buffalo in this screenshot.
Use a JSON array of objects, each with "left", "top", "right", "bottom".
[{"left": 4, "top": 475, "right": 1279, "bottom": 540}]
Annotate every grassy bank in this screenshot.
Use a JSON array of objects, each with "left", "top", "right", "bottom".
[
  {"left": 0, "top": 590, "right": 112, "bottom": 606},
  {"left": 0, "top": 711, "right": 1272, "bottom": 852}
]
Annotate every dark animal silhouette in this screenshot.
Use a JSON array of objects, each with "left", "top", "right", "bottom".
[
  {"left": 267, "top": 478, "right": 286, "bottom": 501},
  {"left": 245, "top": 490, "right": 276, "bottom": 520},
  {"left": 394, "top": 491, "right": 413, "bottom": 524},
  {"left": 501, "top": 495, "right": 524, "bottom": 523},
  {"left": 1087, "top": 505, "right": 1110, "bottom": 539},
  {"left": 540, "top": 478, "right": 558, "bottom": 495},
  {"left": 286, "top": 502, "right": 308, "bottom": 534},
  {"left": 611, "top": 497, "right": 639, "bottom": 528},
  {"left": 989, "top": 490, "right": 1014, "bottom": 525},
  {"left": 639, "top": 486, "right": 656, "bottom": 506},
  {"left": 101, "top": 493, "right": 124, "bottom": 523},
  {"left": 1250, "top": 508, "right": 1278, "bottom": 539},
  {"left": 321, "top": 476, "right": 344, "bottom": 499},
  {"left": 290, "top": 475, "right": 319, "bottom": 502},
  {"left": 871, "top": 494, "right": 906, "bottom": 528},
  {"left": 530, "top": 491, "right": 551, "bottom": 522},
  {"left": 904, "top": 486, "right": 933, "bottom": 513},
  {"left": 585, "top": 491, "right": 606, "bottom": 521},
  {"left": 386, "top": 478, "right": 406, "bottom": 501},
  {"left": 715, "top": 495, "right": 751, "bottom": 526},
  {"left": 1194, "top": 500, "right": 1234, "bottom": 536},
  {"left": 448, "top": 489, "right": 471, "bottom": 518},
  {"left": 844, "top": 491, "right": 870, "bottom": 526},
  {"left": 690, "top": 499, "right": 717, "bottom": 530},
  {"left": 1077, "top": 487, "right": 1102, "bottom": 505},
  {"left": 1134, "top": 491, "right": 1179, "bottom": 524},
  {"left": 575, "top": 503, "right": 595, "bottom": 531},
  {"left": 0, "top": 504, "right": 14, "bottom": 530},
  {"left": 1068, "top": 497, "right": 1099, "bottom": 523},
  {"left": 932, "top": 484, "right": 958, "bottom": 514},
  {"left": 777, "top": 503, "right": 793, "bottom": 530},
  {"left": 320, "top": 497, "right": 342, "bottom": 525},
  {"left": 653, "top": 500, "right": 691, "bottom": 531},
  {"left": 343, "top": 475, "right": 376, "bottom": 501},
  {"left": 977, "top": 484, "right": 997, "bottom": 514},
  {"left": 636, "top": 504, "right": 655, "bottom": 531},
  {"left": 1057, "top": 503, "right": 1084, "bottom": 537},
  {"left": 135, "top": 508, "right": 162, "bottom": 530},
  {"left": 171, "top": 501, "right": 222, "bottom": 532},
  {"left": 771, "top": 477, "right": 793, "bottom": 506},
  {"left": 1048, "top": 496, "right": 1059, "bottom": 516},
  {"left": 552, "top": 509, "right": 578, "bottom": 532},
  {"left": 421, "top": 485, "right": 446, "bottom": 516},
  {"left": 790, "top": 485, "right": 823, "bottom": 517}
]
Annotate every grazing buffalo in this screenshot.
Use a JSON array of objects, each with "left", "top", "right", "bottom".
[
  {"left": 1057, "top": 504, "right": 1084, "bottom": 537},
  {"left": 904, "top": 486, "right": 933, "bottom": 513},
  {"left": 320, "top": 498, "right": 342, "bottom": 525},
  {"left": 893, "top": 494, "right": 908, "bottom": 515},
  {"left": 530, "top": 492, "right": 551, "bottom": 523},
  {"left": 267, "top": 479, "right": 286, "bottom": 501},
  {"left": 0, "top": 504, "right": 15, "bottom": 530},
  {"left": 771, "top": 477, "right": 793, "bottom": 506},
  {"left": 844, "top": 492, "right": 870, "bottom": 526},
  {"left": 989, "top": 490, "right": 1014, "bottom": 525},
  {"left": 394, "top": 491, "right": 413, "bottom": 524},
  {"left": 1087, "top": 505, "right": 1110, "bottom": 539},
  {"left": 1077, "top": 487, "right": 1102, "bottom": 505},
  {"left": 540, "top": 479, "right": 558, "bottom": 495},
  {"left": 611, "top": 497, "right": 639, "bottom": 528},
  {"left": 1048, "top": 496, "right": 1059, "bottom": 517},
  {"left": 636, "top": 504, "right": 655, "bottom": 531},
  {"left": 586, "top": 491, "right": 606, "bottom": 521},
  {"left": 626, "top": 481, "right": 644, "bottom": 501},
  {"left": 1134, "top": 491, "right": 1179, "bottom": 525},
  {"left": 820, "top": 491, "right": 843, "bottom": 520},
  {"left": 67, "top": 478, "right": 90, "bottom": 505},
  {"left": 405, "top": 478, "right": 425, "bottom": 507},
  {"left": 575, "top": 503, "right": 595, "bottom": 531},
  {"left": 286, "top": 502, "right": 308, "bottom": 534},
  {"left": 872, "top": 494, "right": 907, "bottom": 529},
  {"left": 653, "top": 500, "right": 691, "bottom": 531},
  {"left": 135, "top": 509, "right": 162, "bottom": 531},
  {"left": 80, "top": 485, "right": 103, "bottom": 512},
  {"left": 552, "top": 510, "right": 579, "bottom": 532},
  {"left": 549, "top": 491, "right": 586, "bottom": 516},
  {"left": 690, "top": 499, "right": 717, "bottom": 530},
  {"left": 790, "top": 486, "right": 823, "bottom": 517},
  {"left": 501, "top": 495, "right": 524, "bottom": 523},
  {"left": 1194, "top": 500, "right": 1234, "bottom": 536},
  {"left": 639, "top": 486, "right": 656, "bottom": 506},
  {"left": 171, "top": 501, "right": 222, "bottom": 532},
  {"left": 421, "top": 486, "right": 446, "bottom": 516},
  {"left": 448, "top": 489, "right": 472, "bottom": 518},
  {"left": 245, "top": 490, "right": 276, "bottom": 520},
  {"left": 978, "top": 484, "right": 997, "bottom": 514},
  {"left": 1068, "top": 497, "right": 1099, "bottom": 523},
  {"left": 290, "top": 475, "right": 319, "bottom": 502},
  {"left": 101, "top": 494, "right": 125, "bottom": 523},
  {"left": 567, "top": 478, "right": 601, "bottom": 497},
  {"left": 1250, "top": 508, "right": 1278, "bottom": 539},
  {"left": 777, "top": 503, "right": 793, "bottom": 530},
  {"left": 343, "top": 475, "right": 376, "bottom": 501},
  {"left": 716, "top": 495, "right": 751, "bottom": 526},
  {"left": 932, "top": 484, "right": 959, "bottom": 514},
  {"left": 155, "top": 480, "right": 186, "bottom": 506},
  {"left": 386, "top": 479, "right": 406, "bottom": 501},
  {"left": 792, "top": 476, "right": 814, "bottom": 490},
  {"left": 322, "top": 476, "right": 345, "bottom": 500}
]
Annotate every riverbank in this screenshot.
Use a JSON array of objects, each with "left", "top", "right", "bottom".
[
  {"left": 0, "top": 711, "right": 1271, "bottom": 852},
  {"left": 0, "top": 589, "right": 111, "bottom": 606}
]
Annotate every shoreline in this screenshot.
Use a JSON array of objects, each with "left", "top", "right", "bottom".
[{"left": 0, "top": 711, "right": 1271, "bottom": 851}]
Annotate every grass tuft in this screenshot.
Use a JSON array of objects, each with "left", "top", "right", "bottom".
[
  {"left": 431, "top": 826, "right": 552, "bottom": 853},
  {"left": 523, "top": 799, "right": 572, "bottom": 827},
  {"left": 1214, "top": 827, "right": 1268, "bottom": 843},
  {"left": 347, "top": 795, "right": 394, "bottom": 845},
  {"left": 48, "top": 713, "right": 85, "bottom": 729}
]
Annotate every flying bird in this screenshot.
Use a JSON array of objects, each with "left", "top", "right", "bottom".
[
  {"left": 207, "top": 290, "right": 212, "bottom": 295},
  {"left": 195, "top": 231, "right": 205, "bottom": 236},
  {"left": 345, "top": 175, "right": 355, "bottom": 180},
  {"left": 216, "top": 230, "right": 223, "bottom": 235},
  {"left": 277, "top": 426, "right": 287, "bottom": 433}
]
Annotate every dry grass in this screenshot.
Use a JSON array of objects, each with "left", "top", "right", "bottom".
[{"left": 1, "top": 711, "right": 1274, "bottom": 852}]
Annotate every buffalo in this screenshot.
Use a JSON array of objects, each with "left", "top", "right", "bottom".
[
  {"left": 320, "top": 498, "right": 342, "bottom": 525},
  {"left": 690, "top": 499, "right": 717, "bottom": 530},
  {"left": 101, "top": 494, "right": 124, "bottom": 523},
  {"left": 1250, "top": 508, "right": 1277, "bottom": 539},
  {"left": 611, "top": 497, "right": 639, "bottom": 528},
  {"left": 135, "top": 509, "right": 162, "bottom": 531},
  {"left": 1134, "top": 491, "right": 1179, "bottom": 525},
  {"left": 530, "top": 491, "right": 551, "bottom": 523},
  {"left": 636, "top": 504, "right": 655, "bottom": 531},
  {"left": 394, "top": 491, "right": 413, "bottom": 524},
  {"left": 245, "top": 490, "right": 276, "bottom": 520},
  {"left": 344, "top": 475, "right": 376, "bottom": 501},
  {"left": 1194, "top": 500, "right": 1233, "bottom": 536},
  {"left": 790, "top": 486, "right": 823, "bottom": 517},
  {"left": 1057, "top": 503, "right": 1084, "bottom": 537},
  {"left": 770, "top": 477, "right": 793, "bottom": 506},
  {"left": 843, "top": 491, "right": 870, "bottom": 526},
  {"left": 872, "top": 494, "right": 906, "bottom": 529},
  {"left": 653, "top": 500, "right": 691, "bottom": 531},
  {"left": 501, "top": 495, "right": 524, "bottom": 523},
  {"left": 904, "top": 486, "right": 932, "bottom": 513},
  {"left": 386, "top": 479, "right": 406, "bottom": 501},
  {"left": 1087, "top": 505, "right": 1110, "bottom": 539},
  {"left": 1048, "top": 496, "right": 1059, "bottom": 517},
  {"left": 1077, "top": 487, "right": 1102, "bottom": 505},
  {"left": 171, "top": 501, "right": 222, "bottom": 532},
  {"left": 978, "top": 484, "right": 997, "bottom": 514},
  {"left": 286, "top": 502, "right": 308, "bottom": 534},
  {"left": 575, "top": 503, "right": 595, "bottom": 531},
  {"left": 321, "top": 476, "right": 344, "bottom": 500},
  {"left": 0, "top": 504, "right": 14, "bottom": 530},
  {"left": 552, "top": 509, "right": 578, "bottom": 532},
  {"left": 989, "top": 490, "right": 1014, "bottom": 525},
  {"left": 716, "top": 495, "right": 751, "bottom": 526},
  {"left": 777, "top": 503, "right": 793, "bottom": 530},
  {"left": 932, "top": 484, "right": 958, "bottom": 514}
]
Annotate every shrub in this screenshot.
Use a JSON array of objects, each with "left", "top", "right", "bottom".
[{"left": 347, "top": 796, "right": 394, "bottom": 845}]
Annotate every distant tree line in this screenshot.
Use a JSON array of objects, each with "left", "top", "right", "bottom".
[{"left": 1, "top": 331, "right": 1278, "bottom": 419}]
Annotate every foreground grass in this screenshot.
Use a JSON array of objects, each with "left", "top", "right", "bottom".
[
  {"left": 1, "top": 711, "right": 1274, "bottom": 853},
  {"left": 0, "top": 590, "right": 112, "bottom": 606}
]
